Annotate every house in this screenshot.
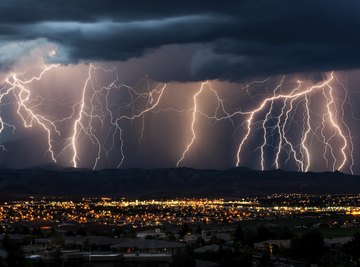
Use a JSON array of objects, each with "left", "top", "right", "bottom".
[
  {"left": 194, "top": 244, "right": 220, "bottom": 254},
  {"left": 123, "top": 253, "right": 173, "bottom": 267},
  {"left": 34, "top": 237, "right": 52, "bottom": 249},
  {"left": 196, "top": 259, "right": 220, "bottom": 267},
  {"left": 0, "top": 233, "right": 24, "bottom": 244},
  {"left": 254, "top": 239, "right": 291, "bottom": 252},
  {"left": 212, "top": 233, "right": 231, "bottom": 242},
  {"left": 34, "top": 235, "right": 120, "bottom": 251},
  {"left": 26, "top": 251, "right": 124, "bottom": 267},
  {"left": 82, "top": 253, "right": 123, "bottom": 267},
  {"left": 111, "top": 238, "right": 185, "bottom": 256},
  {"left": 182, "top": 233, "right": 201, "bottom": 244},
  {"left": 324, "top": 236, "right": 353, "bottom": 249},
  {"left": 136, "top": 228, "right": 166, "bottom": 239},
  {"left": 22, "top": 244, "right": 48, "bottom": 254},
  {"left": 64, "top": 235, "right": 120, "bottom": 250},
  {"left": 201, "top": 230, "right": 231, "bottom": 243}
]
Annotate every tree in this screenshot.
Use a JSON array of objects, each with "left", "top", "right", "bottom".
[
  {"left": 290, "top": 230, "right": 324, "bottom": 263},
  {"left": 276, "top": 226, "right": 294, "bottom": 239},
  {"left": 242, "top": 229, "right": 257, "bottom": 246},
  {"left": 178, "top": 223, "right": 191, "bottom": 238},
  {"left": 259, "top": 251, "right": 271, "bottom": 266},
  {"left": 320, "top": 250, "right": 352, "bottom": 267},
  {"left": 257, "top": 225, "right": 273, "bottom": 242},
  {"left": 76, "top": 227, "right": 87, "bottom": 236},
  {"left": 166, "top": 231, "right": 176, "bottom": 241},
  {"left": 173, "top": 250, "right": 195, "bottom": 267},
  {"left": 2, "top": 234, "right": 27, "bottom": 267},
  {"left": 343, "top": 232, "right": 360, "bottom": 262},
  {"left": 52, "top": 233, "right": 64, "bottom": 246},
  {"left": 233, "top": 223, "right": 243, "bottom": 242},
  {"left": 49, "top": 248, "right": 63, "bottom": 267}
]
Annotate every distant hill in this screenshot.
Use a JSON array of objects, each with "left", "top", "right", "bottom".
[{"left": 0, "top": 167, "right": 358, "bottom": 200}]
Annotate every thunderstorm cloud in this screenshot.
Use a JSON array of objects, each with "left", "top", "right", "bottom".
[{"left": 1, "top": 0, "right": 360, "bottom": 81}]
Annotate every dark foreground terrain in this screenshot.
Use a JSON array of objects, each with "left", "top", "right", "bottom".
[{"left": 0, "top": 167, "right": 359, "bottom": 200}]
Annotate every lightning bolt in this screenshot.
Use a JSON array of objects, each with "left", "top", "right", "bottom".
[
  {"left": 301, "top": 94, "right": 311, "bottom": 171},
  {"left": 176, "top": 81, "right": 231, "bottom": 167},
  {"left": 0, "top": 63, "right": 167, "bottom": 170},
  {"left": 234, "top": 72, "right": 352, "bottom": 172},
  {"left": 260, "top": 76, "right": 285, "bottom": 171},
  {"left": 68, "top": 64, "right": 167, "bottom": 169},
  {"left": 0, "top": 61, "right": 354, "bottom": 174},
  {"left": 177, "top": 72, "right": 353, "bottom": 173},
  {"left": 2, "top": 65, "right": 59, "bottom": 162},
  {"left": 176, "top": 82, "right": 206, "bottom": 167}
]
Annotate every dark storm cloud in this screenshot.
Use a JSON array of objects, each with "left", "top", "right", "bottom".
[{"left": 1, "top": 0, "right": 360, "bottom": 80}]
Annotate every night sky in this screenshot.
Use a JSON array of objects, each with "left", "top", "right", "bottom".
[{"left": 1, "top": 1, "right": 360, "bottom": 173}]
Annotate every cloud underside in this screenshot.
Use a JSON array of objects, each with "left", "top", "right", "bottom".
[{"left": 1, "top": 0, "right": 360, "bottom": 81}]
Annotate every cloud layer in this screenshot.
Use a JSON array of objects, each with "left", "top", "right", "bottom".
[{"left": 1, "top": 0, "right": 360, "bottom": 81}]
